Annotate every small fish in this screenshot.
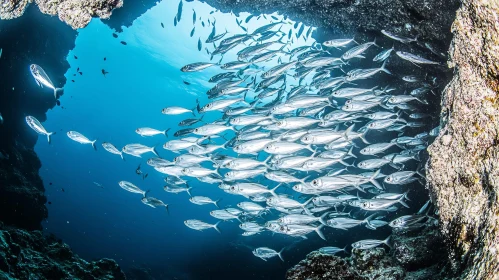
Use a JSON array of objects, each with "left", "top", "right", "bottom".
[
  {"left": 183, "top": 80, "right": 191, "bottom": 85},
  {"left": 179, "top": 115, "right": 204, "bottom": 126},
  {"left": 162, "top": 106, "right": 194, "bottom": 115},
  {"left": 190, "top": 26, "right": 195, "bottom": 37},
  {"left": 176, "top": 0, "right": 183, "bottom": 22},
  {"left": 245, "top": 14, "right": 254, "bottom": 23},
  {"left": 181, "top": 62, "right": 215, "bottom": 72},
  {"left": 101, "top": 69, "right": 109, "bottom": 77},
  {"left": 318, "top": 246, "right": 347, "bottom": 255},
  {"left": 253, "top": 247, "right": 284, "bottom": 262},
  {"left": 67, "top": 131, "right": 97, "bottom": 149},
  {"left": 192, "top": 9, "right": 196, "bottom": 25},
  {"left": 122, "top": 143, "right": 158, "bottom": 158},
  {"left": 135, "top": 127, "right": 170, "bottom": 137},
  {"left": 102, "top": 142, "right": 124, "bottom": 159},
  {"left": 198, "top": 38, "right": 202, "bottom": 51},
  {"left": 189, "top": 196, "right": 220, "bottom": 207},
  {"left": 73, "top": 54, "right": 77, "bottom": 59},
  {"left": 396, "top": 51, "right": 441, "bottom": 65},
  {"left": 25, "top": 116, "right": 54, "bottom": 143},
  {"left": 118, "top": 181, "right": 148, "bottom": 196},
  {"left": 184, "top": 219, "right": 221, "bottom": 233},
  {"left": 103, "top": 57, "right": 106, "bottom": 61},
  {"left": 161, "top": 22, "right": 164, "bottom": 28},
  {"left": 112, "top": 33, "right": 118, "bottom": 38},
  {"left": 174, "top": 16, "right": 178, "bottom": 26},
  {"left": 381, "top": 30, "right": 417, "bottom": 44},
  {"left": 0, "top": 113, "right": 3, "bottom": 125},
  {"left": 120, "top": 41, "right": 127, "bottom": 45},
  {"left": 351, "top": 236, "right": 392, "bottom": 250},
  {"left": 141, "top": 196, "right": 169, "bottom": 212},
  {"left": 30, "top": 64, "right": 62, "bottom": 99}
]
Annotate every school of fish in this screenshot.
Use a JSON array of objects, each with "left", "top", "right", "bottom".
[{"left": 25, "top": 4, "right": 444, "bottom": 262}]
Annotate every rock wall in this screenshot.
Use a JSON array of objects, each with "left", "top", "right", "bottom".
[{"left": 426, "top": 1, "right": 499, "bottom": 278}]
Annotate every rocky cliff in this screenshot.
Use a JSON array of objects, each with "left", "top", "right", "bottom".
[{"left": 426, "top": 1, "right": 499, "bottom": 278}]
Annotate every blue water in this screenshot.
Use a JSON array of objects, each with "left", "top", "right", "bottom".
[{"left": 35, "top": 1, "right": 315, "bottom": 278}]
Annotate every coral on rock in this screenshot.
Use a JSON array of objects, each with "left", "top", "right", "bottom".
[
  {"left": 426, "top": 0, "right": 499, "bottom": 278},
  {"left": 0, "top": 224, "right": 126, "bottom": 279}
]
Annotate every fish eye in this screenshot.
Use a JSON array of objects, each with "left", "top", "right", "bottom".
[{"left": 363, "top": 202, "right": 368, "bottom": 207}]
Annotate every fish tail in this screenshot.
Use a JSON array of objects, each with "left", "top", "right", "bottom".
[
  {"left": 54, "top": 88, "right": 63, "bottom": 99},
  {"left": 269, "top": 184, "right": 280, "bottom": 197},
  {"left": 319, "top": 211, "right": 330, "bottom": 226},
  {"left": 383, "top": 236, "right": 393, "bottom": 249},
  {"left": 381, "top": 59, "right": 391, "bottom": 75},
  {"left": 215, "top": 198, "right": 222, "bottom": 208},
  {"left": 46, "top": 132, "right": 54, "bottom": 144},
  {"left": 315, "top": 225, "right": 326, "bottom": 241},
  {"left": 416, "top": 97, "right": 429, "bottom": 105},
  {"left": 144, "top": 190, "right": 150, "bottom": 198},
  {"left": 398, "top": 196, "right": 410, "bottom": 208},
  {"left": 347, "top": 146, "right": 357, "bottom": 158},
  {"left": 186, "top": 187, "right": 193, "bottom": 197},
  {"left": 213, "top": 221, "right": 221, "bottom": 233},
  {"left": 151, "top": 146, "right": 159, "bottom": 157},
  {"left": 164, "top": 128, "right": 171, "bottom": 137},
  {"left": 165, "top": 204, "right": 170, "bottom": 215},
  {"left": 278, "top": 248, "right": 285, "bottom": 262},
  {"left": 120, "top": 152, "right": 125, "bottom": 161},
  {"left": 92, "top": 140, "right": 97, "bottom": 150}
]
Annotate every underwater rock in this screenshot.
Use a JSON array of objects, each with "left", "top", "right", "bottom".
[
  {"left": 287, "top": 224, "right": 451, "bottom": 280},
  {"left": 1, "top": 0, "right": 123, "bottom": 29},
  {"left": 426, "top": 0, "right": 499, "bottom": 278},
  {"left": 0, "top": 0, "right": 30, "bottom": 20},
  {"left": 286, "top": 251, "right": 365, "bottom": 280},
  {"left": 0, "top": 224, "right": 126, "bottom": 279},
  {"left": 36, "top": 0, "right": 124, "bottom": 29},
  {"left": 0, "top": 143, "right": 48, "bottom": 231},
  {"left": 201, "top": 0, "right": 460, "bottom": 50}
]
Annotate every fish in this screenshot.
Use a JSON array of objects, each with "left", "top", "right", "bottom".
[
  {"left": 198, "top": 38, "right": 202, "bottom": 51},
  {"left": 323, "top": 38, "right": 356, "bottom": 48},
  {"left": 30, "top": 64, "right": 62, "bottom": 99},
  {"left": 192, "top": 9, "right": 196, "bottom": 24},
  {"left": 190, "top": 27, "right": 195, "bottom": 37},
  {"left": 141, "top": 196, "right": 169, "bottom": 212},
  {"left": 184, "top": 219, "right": 221, "bottom": 233},
  {"left": 120, "top": 41, "right": 127, "bottom": 45},
  {"left": 122, "top": 144, "right": 158, "bottom": 158},
  {"left": 351, "top": 236, "right": 391, "bottom": 250},
  {"left": 318, "top": 246, "right": 347, "bottom": 255},
  {"left": 25, "top": 116, "right": 54, "bottom": 143},
  {"left": 0, "top": 113, "right": 3, "bottom": 125},
  {"left": 381, "top": 30, "right": 417, "bottom": 44},
  {"left": 176, "top": 0, "right": 183, "bottom": 22},
  {"left": 162, "top": 106, "right": 194, "bottom": 115},
  {"left": 181, "top": 62, "right": 215, "bottom": 72},
  {"left": 396, "top": 51, "right": 441, "bottom": 65},
  {"left": 102, "top": 142, "right": 124, "bottom": 159},
  {"left": 189, "top": 196, "right": 220, "bottom": 207},
  {"left": 373, "top": 46, "right": 394, "bottom": 62},
  {"left": 118, "top": 181, "right": 148, "bottom": 196},
  {"left": 135, "top": 127, "right": 170, "bottom": 137},
  {"left": 179, "top": 115, "right": 204, "bottom": 126},
  {"left": 67, "top": 131, "right": 96, "bottom": 149},
  {"left": 253, "top": 247, "right": 284, "bottom": 262}
]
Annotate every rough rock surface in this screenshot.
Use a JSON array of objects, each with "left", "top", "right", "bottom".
[
  {"left": 287, "top": 224, "right": 453, "bottom": 280},
  {"left": 0, "top": 0, "right": 123, "bottom": 29},
  {"left": 202, "top": 0, "right": 460, "bottom": 50},
  {"left": 426, "top": 1, "right": 499, "bottom": 278},
  {"left": 0, "top": 224, "right": 126, "bottom": 279}
]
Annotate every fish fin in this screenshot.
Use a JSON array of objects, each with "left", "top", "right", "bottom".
[
  {"left": 215, "top": 198, "right": 222, "bottom": 208},
  {"left": 214, "top": 221, "right": 221, "bottom": 233},
  {"left": 315, "top": 225, "right": 326, "bottom": 240},
  {"left": 381, "top": 60, "right": 391, "bottom": 75},
  {"left": 164, "top": 128, "right": 171, "bottom": 137},
  {"left": 120, "top": 152, "right": 125, "bottom": 161},
  {"left": 278, "top": 248, "right": 285, "bottom": 262},
  {"left": 151, "top": 146, "right": 159, "bottom": 157},
  {"left": 398, "top": 197, "right": 410, "bottom": 208},
  {"left": 54, "top": 88, "right": 63, "bottom": 99},
  {"left": 186, "top": 187, "right": 193, "bottom": 197},
  {"left": 347, "top": 146, "right": 357, "bottom": 158},
  {"left": 46, "top": 132, "right": 54, "bottom": 144},
  {"left": 92, "top": 140, "right": 97, "bottom": 150},
  {"left": 269, "top": 184, "right": 280, "bottom": 197},
  {"left": 383, "top": 236, "right": 392, "bottom": 249}
]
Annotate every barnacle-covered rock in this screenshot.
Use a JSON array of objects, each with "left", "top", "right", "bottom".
[{"left": 286, "top": 251, "right": 365, "bottom": 280}]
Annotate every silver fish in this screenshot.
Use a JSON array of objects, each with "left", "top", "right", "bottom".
[
  {"left": 118, "top": 181, "right": 148, "bottom": 196},
  {"left": 253, "top": 247, "right": 284, "bottom": 262},
  {"left": 102, "top": 142, "right": 124, "bottom": 159},
  {"left": 67, "top": 131, "right": 96, "bottom": 149},
  {"left": 30, "top": 64, "right": 62, "bottom": 99},
  {"left": 184, "top": 220, "right": 220, "bottom": 233},
  {"left": 25, "top": 116, "right": 54, "bottom": 143}
]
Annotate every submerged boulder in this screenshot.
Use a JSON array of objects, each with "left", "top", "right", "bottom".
[{"left": 0, "top": 224, "right": 126, "bottom": 279}]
